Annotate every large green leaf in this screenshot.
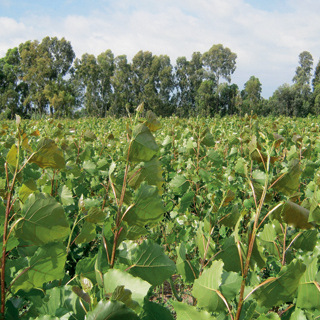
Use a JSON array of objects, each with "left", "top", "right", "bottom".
[
  {"left": 123, "top": 183, "right": 165, "bottom": 227},
  {"left": 145, "top": 110, "right": 161, "bottom": 132},
  {"left": 15, "top": 193, "right": 69, "bottom": 245},
  {"left": 85, "top": 300, "right": 140, "bottom": 320},
  {"left": 128, "top": 123, "right": 159, "bottom": 162},
  {"left": 296, "top": 258, "right": 320, "bottom": 310},
  {"left": 75, "top": 221, "right": 96, "bottom": 245},
  {"left": 128, "top": 157, "right": 164, "bottom": 194},
  {"left": 104, "top": 269, "right": 151, "bottom": 306},
  {"left": 58, "top": 185, "right": 74, "bottom": 206},
  {"left": 11, "top": 242, "right": 67, "bottom": 293},
  {"left": 37, "top": 285, "right": 88, "bottom": 319},
  {"left": 120, "top": 240, "right": 176, "bottom": 286},
  {"left": 141, "top": 299, "right": 174, "bottom": 320},
  {"left": 176, "top": 242, "right": 199, "bottom": 283},
  {"left": 171, "top": 300, "right": 213, "bottom": 320},
  {"left": 257, "top": 222, "right": 280, "bottom": 257},
  {"left": 272, "top": 159, "right": 301, "bottom": 196},
  {"left": 214, "top": 237, "right": 242, "bottom": 272},
  {"left": 192, "top": 260, "right": 225, "bottom": 312},
  {"left": 169, "top": 175, "right": 190, "bottom": 195},
  {"left": 253, "top": 259, "right": 306, "bottom": 308},
  {"left": 29, "top": 138, "right": 65, "bottom": 169},
  {"left": 256, "top": 313, "right": 280, "bottom": 320},
  {"left": 272, "top": 201, "right": 314, "bottom": 230},
  {"left": 19, "top": 178, "right": 37, "bottom": 203}
]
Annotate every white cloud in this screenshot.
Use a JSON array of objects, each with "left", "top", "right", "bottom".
[{"left": 1, "top": 0, "right": 320, "bottom": 97}]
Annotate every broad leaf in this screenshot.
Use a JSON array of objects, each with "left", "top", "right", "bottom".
[
  {"left": 128, "top": 157, "right": 164, "bottom": 194},
  {"left": 272, "top": 160, "right": 301, "bottom": 196},
  {"left": 19, "top": 178, "right": 37, "bottom": 203},
  {"left": 176, "top": 242, "right": 199, "bottom": 283},
  {"left": 192, "top": 260, "right": 225, "bottom": 312},
  {"left": 272, "top": 201, "right": 314, "bottom": 229},
  {"left": 171, "top": 300, "right": 213, "bottom": 320},
  {"left": 58, "top": 184, "right": 74, "bottom": 206},
  {"left": 253, "top": 259, "right": 306, "bottom": 308},
  {"left": 104, "top": 269, "right": 150, "bottom": 306},
  {"left": 128, "top": 123, "right": 159, "bottom": 162},
  {"left": 296, "top": 258, "right": 320, "bottom": 310},
  {"left": 15, "top": 193, "right": 70, "bottom": 245},
  {"left": 85, "top": 300, "right": 140, "bottom": 320},
  {"left": 37, "top": 285, "right": 89, "bottom": 319},
  {"left": 120, "top": 240, "right": 176, "bottom": 286},
  {"left": 29, "top": 138, "right": 65, "bottom": 169},
  {"left": 11, "top": 242, "right": 67, "bottom": 293},
  {"left": 75, "top": 221, "right": 96, "bottom": 245},
  {"left": 141, "top": 299, "right": 174, "bottom": 320},
  {"left": 123, "top": 183, "right": 165, "bottom": 227}
]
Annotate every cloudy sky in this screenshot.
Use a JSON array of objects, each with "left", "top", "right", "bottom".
[{"left": 1, "top": 0, "right": 319, "bottom": 98}]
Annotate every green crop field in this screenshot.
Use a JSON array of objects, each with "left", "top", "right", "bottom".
[{"left": 1, "top": 110, "right": 320, "bottom": 319}]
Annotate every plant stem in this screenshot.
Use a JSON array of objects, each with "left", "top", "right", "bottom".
[{"left": 235, "top": 152, "right": 271, "bottom": 320}]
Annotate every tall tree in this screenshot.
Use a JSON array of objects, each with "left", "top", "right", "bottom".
[
  {"left": 202, "top": 44, "right": 237, "bottom": 86},
  {"left": 241, "top": 76, "right": 262, "bottom": 114},
  {"left": 19, "top": 37, "right": 75, "bottom": 115},
  {"left": 0, "top": 47, "right": 28, "bottom": 118},
  {"left": 110, "top": 55, "right": 133, "bottom": 116},
  {"left": 175, "top": 52, "right": 203, "bottom": 116},
  {"left": 312, "top": 59, "right": 320, "bottom": 90},
  {"left": 293, "top": 51, "right": 313, "bottom": 87}
]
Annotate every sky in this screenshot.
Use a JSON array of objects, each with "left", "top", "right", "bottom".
[{"left": 1, "top": 0, "right": 320, "bottom": 98}]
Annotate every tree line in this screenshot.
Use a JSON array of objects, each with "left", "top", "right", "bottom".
[{"left": 1, "top": 36, "right": 320, "bottom": 119}]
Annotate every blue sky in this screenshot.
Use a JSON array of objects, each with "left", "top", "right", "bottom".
[{"left": 1, "top": 0, "right": 320, "bottom": 98}]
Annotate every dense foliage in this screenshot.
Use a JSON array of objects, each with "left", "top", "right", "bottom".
[
  {"left": 2, "top": 111, "right": 320, "bottom": 319},
  {"left": 2, "top": 36, "right": 320, "bottom": 118}
]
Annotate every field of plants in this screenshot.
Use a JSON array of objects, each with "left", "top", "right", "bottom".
[{"left": 1, "top": 109, "right": 320, "bottom": 319}]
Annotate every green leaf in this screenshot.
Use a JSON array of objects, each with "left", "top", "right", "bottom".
[
  {"left": 272, "top": 201, "right": 314, "bottom": 230},
  {"left": 15, "top": 193, "right": 70, "bottom": 245},
  {"left": 111, "top": 285, "right": 139, "bottom": 311},
  {"left": 128, "top": 123, "right": 159, "bottom": 162},
  {"left": 121, "top": 240, "right": 176, "bottom": 286},
  {"left": 169, "top": 175, "right": 190, "bottom": 195},
  {"left": 296, "top": 258, "right": 320, "bottom": 310},
  {"left": 85, "top": 207, "right": 106, "bottom": 223},
  {"left": 272, "top": 159, "right": 301, "bottom": 196},
  {"left": 141, "top": 299, "right": 174, "bottom": 320},
  {"left": 128, "top": 157, "right": 164, "bottom": 194},
  {"left": 37, "top": 285, "right": 88, "bottom": 319},
  {"left": 171, "top": 300, "right": 213, "bottom": 320},
  {"left": 214, "top": 237, "right": 242, "bottom": 272},
  {"left": 292, "top": 230, "right": 318, "bottom": 251},
  {"left": 6, "top": 144, "right": 18, "bottom": 167},
  {"left": 58, "top": 184, "right": 74, "bottom": 206},
  {"left": 192, "top": 260, "right": 225, "bottom": 312},
  {"left": 256, "top": 313, "right": 280, "bottom": 320},
  {"left": 219, "top": 205, "right": 241, "bottom": 228},
  {"left": 257, "top": 222, "right": 279, "bottom": 257},
  {"left": 11, "top": 242, "right": 67, "bottom": 293},
  {"left": 84, "top": 130, "right": 97, "bottom": 142},
  {"left": 85, "top": 300, "right": 140, "bottom": 320},
  {"left": 176, "top": 242, "right": 199, "bottom": 283},
  {"left": 289, "top": 308, "right": 307, "bottom": 320},
  {"left": 29, "top": 138, "right": 65, "bottom": 169},
  {"left": 123, "top": 183, "right": 165, "bottom": 227},
  {"left": 75, "top": 221, "right": 96, "bottom": 245},
  {"left": 104, "top": 269, "right": 151, "bottom": 307},
  {"left": 178, "top": 192, "right": 195, "bottom": 213},
  {"left": 83, "top": 160, "right": 97, "bottom": 175},
  {"left": 19, "top": 178, "right": 37, "bottom": 203},
  {"left": 145, "top": 110, "right": 161, "bottom": 132},
  {"left": 76, "top": 255, "right": 97, "bottom": 285},
  {"left": 253, "top": 259, "right": 306, "bottom": 308}
]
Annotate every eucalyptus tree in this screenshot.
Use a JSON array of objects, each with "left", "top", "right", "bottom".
[
  {"left": 175, "top": 52, "right": 203, "bottom": 117},
  {"left": 0, "top": 47, "right": 28, "bottom": 118},
  {"left": 74, "top": 50, "right": 114, "bottom": 117},
  {"left": 241, "top": 76, "right": 262, "bottom": 114},
  {"left": 110, "top": 55, "right": 133, "bottom": 116},
  {"left": 202, "top": 44, "right": 237, "bottom": 86},
  {"left": 19, "top": 36, "right": 75, "bottom": 116}
]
